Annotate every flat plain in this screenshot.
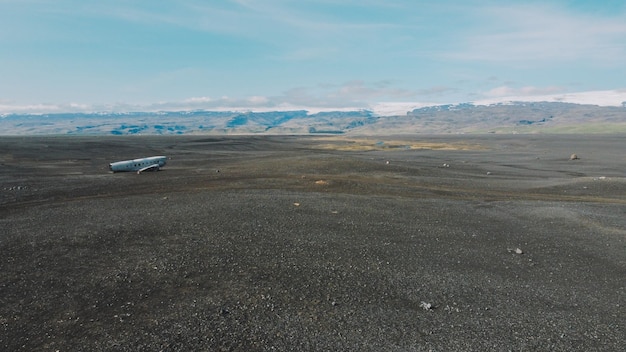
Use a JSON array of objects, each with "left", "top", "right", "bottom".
[{"left": 1, "top": 134, "right": 624, "bottom": 351}]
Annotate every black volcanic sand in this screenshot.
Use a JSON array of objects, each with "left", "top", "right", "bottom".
[{"left": 1, "top": 134, "right": 624, "bottom": 351}]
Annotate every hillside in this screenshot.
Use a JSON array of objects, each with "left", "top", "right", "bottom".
[{"left": 1, "top": 102, "right": 625, "bottom": 135}]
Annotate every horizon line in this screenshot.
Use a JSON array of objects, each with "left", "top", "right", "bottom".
[{"left": 1, "top": 89, "right": 625, "bottom": 116}]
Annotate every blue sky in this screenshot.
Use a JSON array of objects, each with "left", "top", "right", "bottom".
[{"left": 1, "top": 0, "right": 625, "bottom": 113}]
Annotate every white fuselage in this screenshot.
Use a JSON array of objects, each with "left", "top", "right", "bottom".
[{"left": 109, "top": 156, "right": 167, "bottom": 173}]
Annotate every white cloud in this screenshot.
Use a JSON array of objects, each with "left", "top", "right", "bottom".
[
  {"left": 485, "top": 86, "right": 564, "bottom": 98},
  {"left": 0, "top": 103, "right": 62, "bottom": 114},
  {"left": 474, "top": 89, "right": 626, "bottom": 107},
  {"left": 335, "top": 80, "right": 418, "bottom": 101},
  {"left": 247, "top": 96, "right": 269, "bottom": 104},
  {"left": 184, "top": 96, "right": 213, "bottom": 103},
  {"left": 3, "top": 87, "right": 626, "bottom": 115},
  {"left": 449, "top": 3, "right": 626, "bottom": 65},
  {"left": 275, "top": 80, "right": 423, "bottom": 109}
]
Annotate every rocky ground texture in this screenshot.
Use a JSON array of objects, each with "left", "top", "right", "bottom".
[{"left": 1, "top": 135, "right": 624, "bottom": 351}]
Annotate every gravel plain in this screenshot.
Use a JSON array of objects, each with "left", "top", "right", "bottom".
[{"left": 1, "top": 134, "right": 624, "bottom": 351}]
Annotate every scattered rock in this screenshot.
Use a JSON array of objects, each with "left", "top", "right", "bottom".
[
  {"left": 507, "top": 248, "right": 524, "bottom": 255},
  {"left": 293, "top": 202, "right": 300, "bottom": 207},
  {"left": 4, "top": 185, "right": 27, "bottom": 191},
  {"left": 420, "top": 301, "right": 433, "bottom": 310},
  {"left": 569, "top": 153, "right": 579, "bottom": 160},
  {"left": 314, "top": 180, "right": 329, "bottom": 185},
  {"left": 444, "top": 305, "right": 460, "bottom": 313}
]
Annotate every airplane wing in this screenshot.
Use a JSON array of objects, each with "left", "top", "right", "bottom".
[{"left": 137, "top": 163, "right": 161, "bottom": 174}]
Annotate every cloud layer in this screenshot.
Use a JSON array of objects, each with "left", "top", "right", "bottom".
[
  {"left": 1, "top": 1, "right": 625, "bottom": 113},
  {"left": 2, "top": 88, "right": 626, "bottom": 116}
]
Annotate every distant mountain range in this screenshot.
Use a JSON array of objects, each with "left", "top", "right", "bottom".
[{"left": 1, "top": 101, "right": 625, "bottom": 135}]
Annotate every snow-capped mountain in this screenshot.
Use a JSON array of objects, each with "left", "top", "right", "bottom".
[{"left": 1, "top": 91, "right": 625, "bottom": 135}]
